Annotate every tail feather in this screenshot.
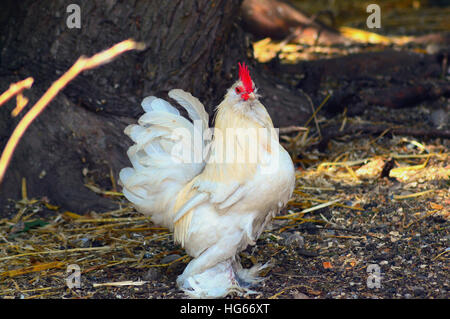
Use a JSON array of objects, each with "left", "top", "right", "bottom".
[
  {"left": 125, "top": 124, "right": 170, "bottom": 146},
  {"left": 120, "top": 91, "right": 209, "bottom": 229},
  {"left": 169, "top": 89, "right": 209, "bottom": 132},
  {"left": 138, "top": 111, "right": 193, "bottom": 130},
  {"left": 141, "top": 96, "right": 180, "bottom": 115}
]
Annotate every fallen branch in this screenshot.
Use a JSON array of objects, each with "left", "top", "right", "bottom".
[
  {"left": 241, "top": 0, "right": 347, "bottom": 44},
  {"left": 359, "top": 82, "right": 450, "bottom": 109},
  {"left": 318, "top": 124, "right": 450, "bottom": 151}
]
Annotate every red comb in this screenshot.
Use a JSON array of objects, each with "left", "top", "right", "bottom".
[{"left": 238, "top": 62, "right": 253, "bottom": 93}]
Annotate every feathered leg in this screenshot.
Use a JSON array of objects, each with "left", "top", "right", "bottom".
[
  {"left": 177, "top": 244, "right": 270, "bottom": 297},
  {"left": 178, "top": 237, "right": 238, "bottom": 285},
  {"left": 177, "top": 236, "right": 245, "bottom": 298},
  {"left": 178, "top": 259, "right": 238, "bottom": 298}
]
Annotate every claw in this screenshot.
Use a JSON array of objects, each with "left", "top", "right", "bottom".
[
  {"left": 234, "top": 262, "right": 271, "bottom": 286},
  {"left": 235, "top": 273, "right": 253, "bottom": 288}
]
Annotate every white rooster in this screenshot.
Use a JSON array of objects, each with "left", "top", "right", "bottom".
[{"left": 119, "top": 63, "right": 295, "bottom": 298}]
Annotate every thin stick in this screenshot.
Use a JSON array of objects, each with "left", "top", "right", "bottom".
[
  {"left": 269, "top": 284, "right": 312, "bottom": 299},
  {"left": 304, "top": 93, "right": 322, "bottom": 137},
  {"left": 0, "top": 286, "right": 62, "bottom": 296},
  {"left": 140, "top": 255, "right": 189, "bottom": 268},
  {"left": 298, "top": 186, "right": 335, "bottom": 191},
  {"left": 1, "top": 261, "right": 65, "bottom": 277},
  {"left": 393, "top": 190, "right": 434, "bottom": 200},
  {"left": 432, "top": 249, "right": 450, "bottom": 261},
  {"left": 318, "top": 159, "right": 369, "bottom": 170},
  {"left": 280, "top": 199, "right": 341, "bottom": 219},
  {"left": 405, "top": 209, "right": 439, "bottom": 228},
  {"left": 93, "top": 281, "right": 148, "bottom": 288},
  {"left": 0, "top": 246, "right": 113, "bottom": 262},
  {"left": 304, "top": 93, "right": 331, "bottom": 128},
  {"left": 12, "top": 93, "right": 29, "bottom": 117},
  {"left": 0, "top": 77, "right": 34, "bottom": 107},
  {"left": 74, "top": 216, "right": 150, "bottom": 223},
  {"left": 391, "top": 153, "right": 446, "bottom": 159},
  {"left": 293, "top": 197, "right": 364, "bottom": 211},
  {"left": 279, "top": 126, "right": 308, "bottom": 134}
]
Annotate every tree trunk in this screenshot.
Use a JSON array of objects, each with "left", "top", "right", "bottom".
[{"left": 0, "top": 0, "right": 247, "bottom": 214}]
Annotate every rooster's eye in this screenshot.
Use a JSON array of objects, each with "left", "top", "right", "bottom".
[{"left": 235, "top": 86, "right": 243, "bottom": 94}]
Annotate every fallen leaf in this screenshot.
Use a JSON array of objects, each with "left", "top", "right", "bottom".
[
  {"left": 323, "top": 262, "right": 333, "bottom": 269},
  {"left": 307, "top": 289, "right": 322, "bottom": 296},
  {"left": 430, "top": 203, "right": 443, "bottom": 210},
  {"left": 63, "top": 211, "right": 83, "bottom": 219}
]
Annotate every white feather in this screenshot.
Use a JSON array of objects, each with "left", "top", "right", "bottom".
[
  {"left": 142, "top": 96, "right": 180, "bottom": 115},
  {"left": 169, "top": 89, "right": 209, "bottom": 132},
  {"left": 218, "top": 184, "right": 247, "bottom": 210},
  {"left": 174, "top": 193, "right": 209, "bottom": 223},
  {"left": 138, "top": 111, "right": 193, "bottom": 130}
]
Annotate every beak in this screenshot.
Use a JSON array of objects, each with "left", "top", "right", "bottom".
[{"left": 248, "top": 92, "right": 256, "bottom": 101}]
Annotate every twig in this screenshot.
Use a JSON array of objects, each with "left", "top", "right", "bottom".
[
  {"left": 304, "top": 92, "right": 322, "bottom": 137},
  {"left": 12, "top": 93, "right": 29, "bottom": 117},
  {"left": 0, "top": 77, "right": 34, "bottom": 107},
  {"left": 1, "top": 261, "right": 65, "bottom": 277},
  {"left": 93, "top": 281, "right": 148, "bottom": 288},
  {"left": 393, "top": 190, "right": 435, "bottom": 200},
  {"left": 304, "top": 93, "right": 331, "bottom": 128},
  {"left": 269, "top": 284, "right": 312, "bottom": 299},
  {"left": 281, "top": 199, "right": 341, "bottom": 219},
  {"left": 321, "top": 226, "right": 383, "bottom": 239},
  {"left": 298, "top": 186, "right": 335, "bottom": 191},
  {"left": 74, "top": 216, "right": 149, "bottom": 223},
  {"left": 432, "top": 248, "right": 449, "bottom": 261},
  {"left": 279, "top": 126, "right": 308, "bottom": 134},
  {"left": 139, "top": 255, "right": 189, "bottom": 268},
  {"left": 405, "top": 209, "right": 439, "bottom": 228},
  {"left": 318, "top": 159, "right": 369, "bottom": 170},
  {"left": 0, "top": 286, "right": 63, "bottom": 296},
  {"left": 391, "top": 153, "right": 447, "bottom": 159},
  {"left": 0, "top": 246, "right": 113, "bottom": 262}
]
